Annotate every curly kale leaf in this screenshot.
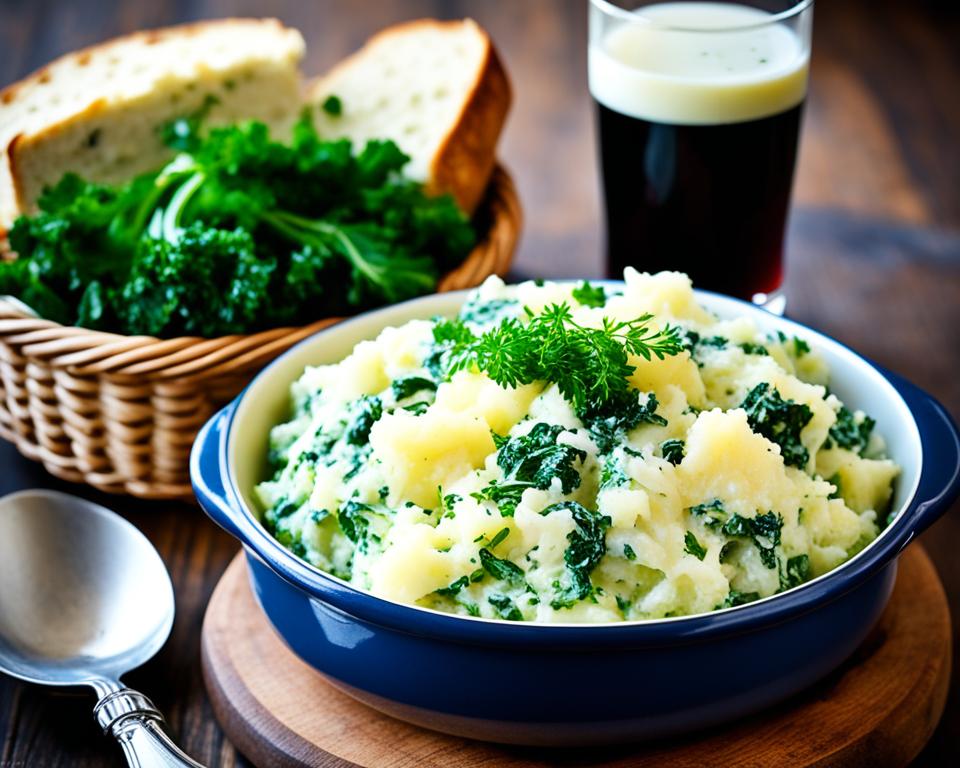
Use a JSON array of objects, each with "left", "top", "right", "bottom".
[
  {"left": 496, "top": 423, "right": 587, "bottom": 493},
  {"left": 825, "top": 406, "right": 876, "bottom": 455},
  {"left": 582, "top": 391, "right": 667, "bottom": 454},
  {"left": 474, "top": 424, "right": 587, "bottom": 516},
  {"left": 660, "top": 438, "right": 685, "bottom": 465},
  {"left": 343, "top": 396, "right": 383, "bottom": 446},
  {"left": 721, "top": 511, "right": 783, "bottom": 569},
  {"left": 683, "top": 531, "right": 707, "bottom": 561},
  {"left": 541, "top": 501, "right": 612, "bottom": 609},
  {"left": 740, "top": 383, "right": 813, "bottom": 468},
  {"left": 337, "top": 499, "right": 392, "bottom": 555},
  {"left": 689, "top": 500, "right": 783, "bottom": 570},
  {"left": 488, "top": 593, "right": 524, "bottom": 621},
  {"left": 2, "top": 116, "right": 475, "bottom": 337},
  {"left": 118, "top": 224, "right": 274, "bottom": 337},
  {"left": 780, "top": 554, "right": 811, "bottom": 590}
]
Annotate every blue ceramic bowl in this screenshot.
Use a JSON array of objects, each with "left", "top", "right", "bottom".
[{"left": 191, "top": 286, "right": 960, "bottom": 746}]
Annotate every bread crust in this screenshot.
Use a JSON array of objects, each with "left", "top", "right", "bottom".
[
  {"left": 429, "top": 29, "right": 511, "bottom": 214},
  {"left": 309, "top": 18, "right": 511, "bottom": 215},
  {"left": 0, "top": 18, "right": 294, "bottom": 108},
  {"left": 0, "top": 18, "right": 303, "bottom": 236}
]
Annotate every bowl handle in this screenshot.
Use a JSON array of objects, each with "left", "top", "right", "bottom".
[
  {"left": 888, "top": 371, "right": 960, "bottom": 539},
  {"left": 190, "top": 404, "right": 245, "bottom": 541}
]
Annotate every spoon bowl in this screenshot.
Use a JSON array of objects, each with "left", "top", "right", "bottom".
[
  {"left": 0, "top": 490, "right": 203, "bottom": 767},
  {"left": 0, "top": 490, "right": 173, "bottom": 690}
]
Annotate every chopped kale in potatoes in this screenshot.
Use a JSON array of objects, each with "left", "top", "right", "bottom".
[{"left": 255, "top": 273, "right": 899, "bottom": 622}]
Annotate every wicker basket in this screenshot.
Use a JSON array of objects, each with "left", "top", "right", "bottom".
[{"left": 0, "top": 165, "right": 521, "bottom": 500}]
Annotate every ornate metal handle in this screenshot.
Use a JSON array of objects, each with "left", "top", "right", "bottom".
[{"left": 94, "top": 688, "right": 205, "bottom": 768}]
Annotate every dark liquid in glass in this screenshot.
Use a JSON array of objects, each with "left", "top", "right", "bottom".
[{"left": 597, "top": 101, "right": 804, "bottom": 299}]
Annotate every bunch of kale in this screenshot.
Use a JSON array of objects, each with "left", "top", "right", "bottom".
[{"left": 1, "top": 116, "right": 475, "bottom": 338}]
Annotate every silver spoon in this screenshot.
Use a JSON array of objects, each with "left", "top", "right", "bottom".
[{"left": 0, "top": 490, "right": 204, "bottom": 767}]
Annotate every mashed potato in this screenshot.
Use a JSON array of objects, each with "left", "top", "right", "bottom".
[{"left": 255, "top": 271, "right": 899, "bottom": 623}]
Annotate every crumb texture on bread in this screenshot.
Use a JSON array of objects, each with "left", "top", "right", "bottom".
[
  {"left": 0, "top": 19, "right": 305, "bottom": 232},
  {"left": 309, "top": 19, "right": 510, "bottom": 214}
]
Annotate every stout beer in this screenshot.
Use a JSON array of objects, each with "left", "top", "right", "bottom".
[{"left": 589, "top": 1, "right": 811, "bottom": 301}]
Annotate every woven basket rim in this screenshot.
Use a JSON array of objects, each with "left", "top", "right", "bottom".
[{"left": 0, "top": 164, "right": 520, "bottom": 379}]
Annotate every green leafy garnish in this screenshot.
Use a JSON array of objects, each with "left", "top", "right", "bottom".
[
  {"left": 623, "top": 543, "right": 637, "bottom": 561},
  {"left": 343, "top": 396, "right": 383, "bottom": 446},
  {"left": 583, "top": 392, "right": 667, "bottom": 454},
  {"left": 571, "top": 280, "right": 606, "bottom": 308},
  {"left": 321, "top": 94, "right": 343, "bottom": 116},
  {"left": 740, "top": 383, "right": 813, "bottom": 468},
  {"left": 431, "top": 302, "right": 682, "bottom": 421},
  {"left": 2, "top": 116, "right": 474, "bottom": 337},
  {"left": 688, "top": 499, "right": 728, "bottom": 528}
]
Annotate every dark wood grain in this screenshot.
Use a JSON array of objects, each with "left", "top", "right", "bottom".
[
  {"left": 0, "top": 0, "right": 958, "bottom": 766},
  {"left": 201, "top": 547, "right": 951, "bottom": 768}
]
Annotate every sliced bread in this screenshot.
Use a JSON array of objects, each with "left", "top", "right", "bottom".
[
  {"left": 0, "top": 18, "right": 305, "bottom": 234},
  {"left": 307, "top": 19, "right": 511, "bottom": 215}
]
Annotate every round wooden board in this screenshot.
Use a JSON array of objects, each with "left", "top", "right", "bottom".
[{"left": 201, "top": 546, "right": 951, "bottom": 768}]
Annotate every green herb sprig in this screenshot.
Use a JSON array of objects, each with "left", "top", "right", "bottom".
[{"left": 432, "top": 302, "right": 682, "bottom": 418}]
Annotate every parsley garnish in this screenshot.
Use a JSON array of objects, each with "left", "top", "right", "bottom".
[
  {"left": 571, "top": 280, "right": 607, "bottom": 308},
  {"left": 740, "top": 383, "right": 813, "bottom": 468},
  {"left": 431, "top": 302, "right": 682, "bottom": 417},
  {"left": 321, "top": 94, "right": 343, "bottom": 116},
  {"left": 623, "top": 543, "right": 637, "bottom": 561}
]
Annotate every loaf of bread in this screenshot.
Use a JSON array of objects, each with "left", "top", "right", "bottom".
[
  {"left": 0, "top": 19, "right": 305, "bottom": 234},
  {"left": 307, "top": 19, "right": 511, "bottom": 214}
]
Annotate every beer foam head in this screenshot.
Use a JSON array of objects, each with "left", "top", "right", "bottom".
[{"left": 589, "top": 2, "right": 810, "bottom": 125}]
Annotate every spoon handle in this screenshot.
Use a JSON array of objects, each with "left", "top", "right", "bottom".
[{"left": 94, "top": 688, "right": 205, "bottom": 768}]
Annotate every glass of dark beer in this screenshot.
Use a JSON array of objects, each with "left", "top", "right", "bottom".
[{"left": 589, "top": 0, "right": 813, "bottom": 310}]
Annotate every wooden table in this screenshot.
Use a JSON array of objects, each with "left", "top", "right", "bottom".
[{"left": 0, "top": 1, "right": 957, "bottom": 766}]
